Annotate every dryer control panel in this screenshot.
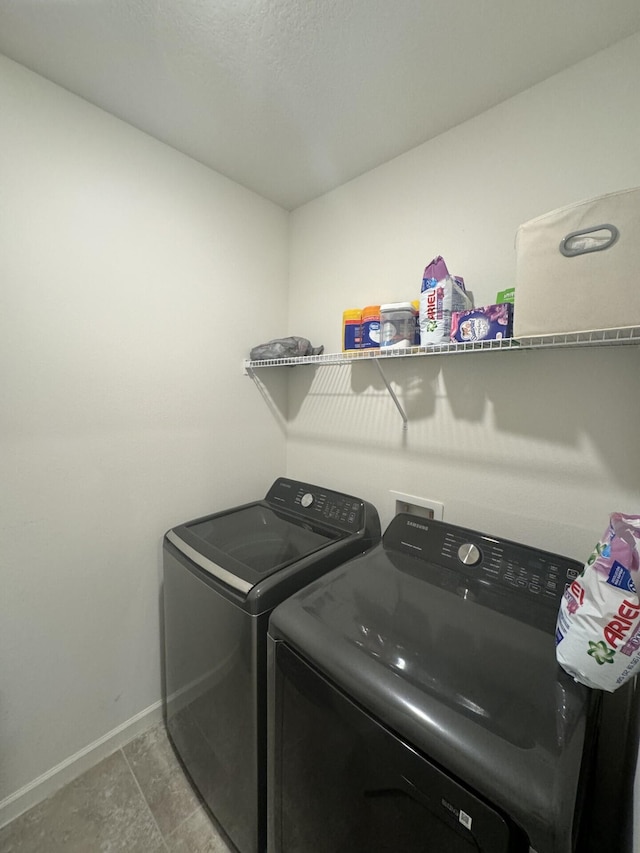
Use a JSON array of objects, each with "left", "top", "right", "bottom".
[
  {"left": 439, "top": 525, "right": 580, "bottom": 606},
  {"left": 384, "top": 514, "right": 582, "bottom": 609}
]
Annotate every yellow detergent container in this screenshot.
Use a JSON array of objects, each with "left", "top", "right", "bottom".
[{"left": 342, "top": 309, "right": 362, "bottom": 351}]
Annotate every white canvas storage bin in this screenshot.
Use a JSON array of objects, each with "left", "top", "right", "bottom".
[{"left": 514, "top": 187, "right": 640, "bottom": 340}]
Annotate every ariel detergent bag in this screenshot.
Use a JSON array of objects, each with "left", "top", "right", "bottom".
[
  {"left": 555, "top": 513, "right": 640, "bottom": 691},
  {"left": 419, "top": 256, "right": 472, "bottom": 345}
]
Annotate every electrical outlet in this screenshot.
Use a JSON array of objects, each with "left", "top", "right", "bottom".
[{"left": 390, "top": 491, "right": 444, "bottom": 521}]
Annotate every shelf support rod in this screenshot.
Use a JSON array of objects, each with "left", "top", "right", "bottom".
[{"left": 374, "top": 359, "right": 408, "bottom": 430}]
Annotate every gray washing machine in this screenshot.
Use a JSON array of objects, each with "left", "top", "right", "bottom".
[
  {"left": 162, "top": 477, "right": 380, "bottom": 853},
  {"left": 268, "top": 514, "right": 639, "bottom": 853}
]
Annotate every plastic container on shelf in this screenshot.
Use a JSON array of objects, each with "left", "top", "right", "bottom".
[
  {"left": 361, "top": 305, "right": 381, "bottom": 349},
  {"left": 342, "top": 309, "right": 361, "bottom": 351},
  {"left": 411, "top": 300, "right": 421, "bottom": 345},
  {"left": 380, "top": 302, "right": 418, "bottom": 349}
]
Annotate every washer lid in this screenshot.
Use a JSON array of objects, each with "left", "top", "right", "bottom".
[
  {"left": 168, "top": 502, "right": 344, "bottom": 594},
  {"left": 165, "top": 478, "right": 380, "bottom": 611},
  {"left": 270, "top": 541, "right": 593, "bottom": 853}
]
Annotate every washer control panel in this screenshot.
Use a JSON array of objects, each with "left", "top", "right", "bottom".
[
  {"left": 266, "top": 478, "right": 364, "bottom": 532},
  {"left": 386, "top": 514, "right": 582, "bottom": 609}
]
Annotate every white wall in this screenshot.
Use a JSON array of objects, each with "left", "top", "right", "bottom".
[
  {"left": 0, "top": 56, "right": 288, "bottom": 820},
  {"left": 285, "top": 32, "right": 640, "bottom": 559}
]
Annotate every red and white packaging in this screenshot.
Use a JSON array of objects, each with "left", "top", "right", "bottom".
[{"left": 555, "top": 513, "right": 640, "bottom": 691}]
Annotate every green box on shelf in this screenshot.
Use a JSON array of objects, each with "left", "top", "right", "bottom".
[{"left": 496, "top": 287, "right": 515, "bottom": 304}]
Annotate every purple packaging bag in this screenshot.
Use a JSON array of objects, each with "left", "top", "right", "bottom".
[
  {"left": 422, "top": 256, "right": 449, "bottom": 288},
  {"left": 450, "top": 303, "right": 513, "bottom": 342}
]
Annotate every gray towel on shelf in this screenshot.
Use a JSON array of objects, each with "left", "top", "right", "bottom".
[{"left": 250, "top": 336, "right": 324, "bottom": 360}]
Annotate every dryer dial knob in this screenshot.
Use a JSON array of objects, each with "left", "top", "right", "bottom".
[
  {"left": 458, "top": 543, "right": 481, "bottom": 566},
  {"left": 300, "top": 492, "right": 314, "bottom": 508}
]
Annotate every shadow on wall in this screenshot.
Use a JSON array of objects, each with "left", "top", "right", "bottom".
[
  {"left": 247, "top": 345, "right": 640, "bottom": 489},
  {"left": 248, "top": 358, "right": 439, "bottom": 424},
  {"left": 475, "top": 346, "right": 639, "bottom": 490},
  {"left": 243, "top": 367, "right": 290, "bottom": 435}
]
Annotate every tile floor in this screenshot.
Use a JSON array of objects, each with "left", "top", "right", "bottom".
[{"left": 0, "top": 723, "right": 234, "bottom": 853}]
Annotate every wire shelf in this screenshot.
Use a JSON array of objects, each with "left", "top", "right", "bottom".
[{"left": 244, "top": 327, "right": 640, "bottom": 370}]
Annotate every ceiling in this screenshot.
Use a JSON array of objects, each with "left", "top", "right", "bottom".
[{"left": 1, "top": 1, "right": 640, "bottom": 210}]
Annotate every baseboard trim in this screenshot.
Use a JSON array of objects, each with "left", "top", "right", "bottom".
[{"left": 0, "top": 700, "right": 164, "bottom": 830}]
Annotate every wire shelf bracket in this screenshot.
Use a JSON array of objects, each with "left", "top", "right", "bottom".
[{"left": 374, "top": 358, "right": 408, "bottom": 430}]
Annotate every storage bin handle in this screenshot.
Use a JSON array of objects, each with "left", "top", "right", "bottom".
[{"left": 559, "top": 223, "right": 619, "bottom": 257}]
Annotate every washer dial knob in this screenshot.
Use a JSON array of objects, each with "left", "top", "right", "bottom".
[
  {"left": 458, "top": 543, "right": 481, "bottom": 566},
  {"left": 300, "top": 492, "right": 314, "bottom": 508}
]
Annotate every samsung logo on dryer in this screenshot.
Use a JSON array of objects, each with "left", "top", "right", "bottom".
[{"left": 406, "top": 520, "right": 430, "bottom": 532}]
